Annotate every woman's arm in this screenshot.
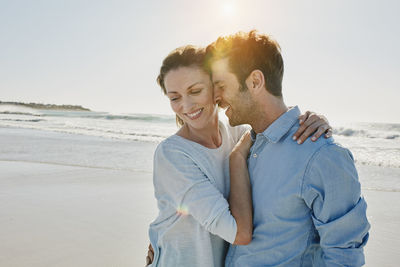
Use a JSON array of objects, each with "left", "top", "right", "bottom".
[
  {"left": 152, "top": 142, "right": 239, "bottom": 244},
  {"left": 229, "top": 131, "right": 253, "bottom": 245},
  {"left": 146, "top": 137, "right": 253, "bottom": 265},
  {"left": 292, "top": 111, "right": 333, "bottom": 144}
]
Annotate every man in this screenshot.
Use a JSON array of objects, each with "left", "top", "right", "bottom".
[{"left": 205, "top": 30, "right": 370, "bottom": 266}]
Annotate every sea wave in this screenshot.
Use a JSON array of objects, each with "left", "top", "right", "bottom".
[
  {"left": 64, "top": 125, "right": 169, "bottom": 139},
  {"left": 334, "top": 123, "right": 400, "bottom": 140},
  {"left": 80, "top": 114, "right": 175, "bottom": 122},
  {"left": 0, "top": 118, "right": 44, "bottom": 122},
  {"left": 0, "top": 109, "right": 175, "bottom": 123},
  {"left": 356, "top": 159, "right": 400, "bottom": 169},
  {"left": 2, "top": 109, "right": 399, "bottom": 168},
  {"left": 362, "top": 187, "right": 400, "bottom": 192},
  {"left": 0, "top": 123, "right": 171, "bottom": 142},
  {"left": 0, "top": 111, "right": 43, "bottom": 117}
]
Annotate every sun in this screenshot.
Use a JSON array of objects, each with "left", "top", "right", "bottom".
[{"left": 222, "top": 2, "right": 236, "bottom": 17}]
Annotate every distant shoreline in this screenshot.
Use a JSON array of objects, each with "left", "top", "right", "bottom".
[{"left": 0, "top": 101, "right": 90, "bottom": 111}]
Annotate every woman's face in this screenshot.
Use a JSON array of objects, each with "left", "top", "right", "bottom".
[{"left": 164, "top": 66, "right": 217, "bottom": 130}]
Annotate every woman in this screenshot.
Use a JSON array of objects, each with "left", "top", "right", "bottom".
[{"left": 147, "top": 46, "right": 331, "bottom": 267}]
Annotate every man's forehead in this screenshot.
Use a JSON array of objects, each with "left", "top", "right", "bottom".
[
  {"left": 211, "top": 57, "right": 230, "bottom": 72},
  {"left": 211, "top": 58, "right": 235, "bottom": 84}
]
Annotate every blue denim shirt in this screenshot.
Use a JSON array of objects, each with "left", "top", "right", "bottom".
[{"left": 226, "top": 106, "right": 370, "bottom": 267}]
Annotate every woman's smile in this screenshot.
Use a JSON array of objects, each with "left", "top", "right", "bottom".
[{"left": 185, "top": 108, "right": 203, "bottom": 120}]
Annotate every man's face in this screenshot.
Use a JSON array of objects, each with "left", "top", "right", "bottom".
[{"left": 211, "top": 58, "right": 253, "bottom": 126}]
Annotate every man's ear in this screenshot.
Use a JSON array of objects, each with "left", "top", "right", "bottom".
[{"left": 246, "top": 70, "right": 265, "bottom": 94}]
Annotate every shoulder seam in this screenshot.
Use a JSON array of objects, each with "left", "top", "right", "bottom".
[
  {"left": 157, "top": 137, "right": 209, "bottom": 174},
  {"left": 300, "top": 142, "right": 336, "bottom": 198}
]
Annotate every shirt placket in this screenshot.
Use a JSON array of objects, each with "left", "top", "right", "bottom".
[{"left": 249, "top": 134, "right": 266, "bottom": 164}]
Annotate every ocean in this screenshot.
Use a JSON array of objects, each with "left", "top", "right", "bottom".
[
  {"left": 1, "top": 105, "right": 399, "bottom": 267},
  {"left": 1, "top": 105, "right": 399, "bottom": 191},
  {"left": 0, "top": 105, "right": 177, "bottom": 142}
]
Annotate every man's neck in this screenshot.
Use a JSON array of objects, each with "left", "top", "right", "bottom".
[{"left": 250, "top": 97, "right": 288, "bottom": 134}]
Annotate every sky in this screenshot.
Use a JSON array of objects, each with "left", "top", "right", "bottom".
[{"left": 0, "top": 0, "right": 399, "bottom": 124}]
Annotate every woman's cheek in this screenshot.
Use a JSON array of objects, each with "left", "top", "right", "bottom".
[{"left": 170, "top": 102, "right": 180, "bottom": 114}]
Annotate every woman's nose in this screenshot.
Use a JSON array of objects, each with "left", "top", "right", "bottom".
[
  {"left": 214, "top": 89, "right": 222, "bottom": 105},
  {"left": 182, "top": 99, "right": 195, "bottom": 111}
]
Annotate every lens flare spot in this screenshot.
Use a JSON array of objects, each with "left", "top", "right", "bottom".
[{"left": 176, "top": 205, "right": 189, "bottom": 216}]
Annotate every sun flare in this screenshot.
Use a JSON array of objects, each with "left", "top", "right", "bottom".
[{"left": 222, "top": 2, "right": 236, "bottom": 16}]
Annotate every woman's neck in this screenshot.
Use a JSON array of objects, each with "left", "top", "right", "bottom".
[{"left": 177, "top": 115, "right": 221, "bottom": 149}]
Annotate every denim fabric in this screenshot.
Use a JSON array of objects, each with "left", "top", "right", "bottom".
[{"left": 226, "top": 106, "right": 370, "bottom": 267}]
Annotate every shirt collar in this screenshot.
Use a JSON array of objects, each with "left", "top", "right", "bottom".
[{"left": 250, "top": 106, "right": 300, "bottom": 143}]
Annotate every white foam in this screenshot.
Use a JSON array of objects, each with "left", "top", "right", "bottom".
[{"left": 1, "top": 112, "right": 399, "bottom": 168}]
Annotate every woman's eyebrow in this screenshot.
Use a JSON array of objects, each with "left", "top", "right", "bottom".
[
  {"left": 187, "top": 82, "right": 204, "bottom": 90},
  {"left": 166, "top": 82, "right": 205, "bottom": 95}
]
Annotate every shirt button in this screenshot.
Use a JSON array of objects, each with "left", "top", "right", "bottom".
[{"left": 253, "top": 153, "right": 257, "bottom": 158}]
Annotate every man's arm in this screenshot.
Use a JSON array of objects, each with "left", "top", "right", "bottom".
[{"left": 301, "top": 143, "right": 370, "bottom": 266}]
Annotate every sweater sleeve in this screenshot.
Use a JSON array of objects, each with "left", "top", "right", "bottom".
[{"left": 153, "top": 141, "right": 237, "bottom": 243}]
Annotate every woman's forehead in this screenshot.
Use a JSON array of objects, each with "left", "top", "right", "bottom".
[{"left": 165, "top": 67, "right": 210, "bottom": 93}]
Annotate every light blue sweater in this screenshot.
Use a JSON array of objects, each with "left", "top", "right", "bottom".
[{"left": 149, "top": 121, "right": 248, "bottom": 267}]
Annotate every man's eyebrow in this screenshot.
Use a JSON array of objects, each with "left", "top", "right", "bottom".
[{"left": 213, "top": 80, "right": 223, "bottom": 85}]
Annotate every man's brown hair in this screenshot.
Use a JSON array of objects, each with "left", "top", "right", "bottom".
[{"left": 206, "top": 30, "right": 284, "bottom": 96}]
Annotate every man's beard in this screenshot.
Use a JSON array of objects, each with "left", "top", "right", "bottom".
[{"left": 228, "top": 96, "right": 255, "bottom": 126}]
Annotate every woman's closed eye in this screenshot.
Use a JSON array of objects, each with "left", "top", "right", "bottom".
[
  {"left": 190, "top": 88, "right": 203, "bottom": 95},
  {"left": 170, "top": 96, "right": 180, "bottom": 101}
]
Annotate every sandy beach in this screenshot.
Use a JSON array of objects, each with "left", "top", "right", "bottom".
[
  {"left": 0, "top": 160, "right": 157, "bottom": 267},
  {"left": 1, "top": 126, "right": 399, "bottom": 266}
]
